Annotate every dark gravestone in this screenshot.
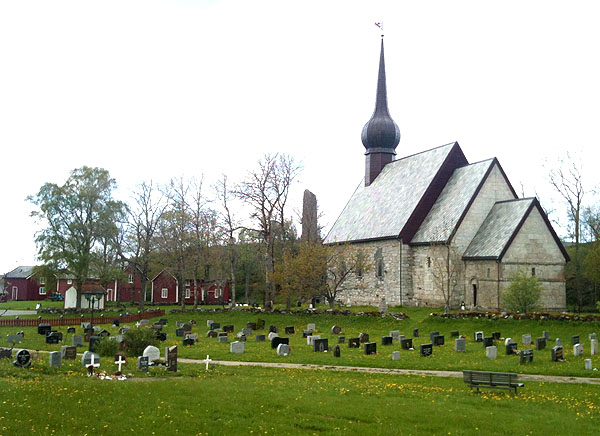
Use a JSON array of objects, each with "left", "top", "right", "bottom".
[
  {"left": 364, "top": 342, "right": 377, "bottom": 355},
  {"left": 38, "top": 324, "right": 52, "bottom": 336},
  {"left": 506, "top": 342, "right": 518, "bottom": 355},
  {"left": 381, "top": 336, "right": 393, "bottom": 346},
  {"left": 359, "top": 333, "right": 370, "bottom": 343},
  {"left": 571, "top": 335, "right": 580, "bottom": 346},
  {"left": 89, "top": 336, "right": 100, "bottom": 352},
  {"left": 13, "top": 349, "right": 31, "bottom": 368},
  {"left": 433, "top": 335, "right": 445, "bottom": 346},
  {"left": 536, "top": 338, "right": 546, "bottom": 350},
  {"left": 237, "top": 335, "right": 247, "bottom": 342},
  {"left": 0, "top": 348, "right": 12, "bottom": 359},
  {"left": 521, "top": 349, "right": 534, "bottom": 364},
  {"left": 67, "top": 327, "right": 76, "bottom": 334},
  {"left": 166, "top": 346, "right": 178, "bottom": 372},
  {"left": 246, "top": 322, "right": 256, "bottom": 330},
  {"left": 256, "top": 319, "right": 265, "bottom": 330},
  {"left": 492, "top": 332, "right": 501, "bottom": 340},
  {"left": 156, "top": 332, "right": 167, "bottom": 342},
  {"left": 62, "top": 346, "right": 77, "bottom": 360},
  {"left": 206, "top": 330, "right": 218, "bottom": 338},
  {"left": 176, "top": 328, "right": 185, "bottom": 337},
  {"left": 331, "top": 325, "right": 342, "bottom": 335},
  {"left": 182, "top": 323, "right": 192, "bottom": 332},
  {"left": 483, "top": 337, "right": 494, "bottom": 348},
  {"left": 151, "top": 323, "right": 163, "bottom": 331},
  {"left": 413, "top": 328, "right": 419, "bottom": 338},
  {"left": 474, "top": 332, "right": 484, "bottom": 342},
  {"left": 313, "top": 338, "right": 329, "bottom": 352},
  {"left": 84, "top": 328, "right": 94, "bottom": 336},
  {"left": 98, "top": 330, "right": 110, "bottom": 338},
  {"left": 182, "top": 337, "right": 194, "bottom": 346},
  {"left": 210, "top": 322, "right": 221, "bottom": 330},
  {"left": 46, "top": 332, "right": 61, "bottom": 345},
  {"left": 256, "top": 334, "right": 266, "bottom": 342},
  {"left": 112, "top": 319, "right": 120, "bottom": 327},
  {"left": 333, "top": 345, "right": 341, "bottom": 357},
  {"left": 302, "top": 330, "right": 313, "bottom": 338},
  {"left": 223, "top": 325, "right": 234, "bottom": 333},
  {"left": 137, "top": 356, "right": 149, "bottom": 372},
  {"left": 338, "top": 336, "right": 346, "bottom": 344},
  {"left": 401, "top": 338, "right": 413, "bottom": 350},
  {"left": 429, "top": 331, "right": 440, "bottom": 342},
  {"left": 284, "top": 327, "right": 295, "bottom": 335},
  {"left": 271, "top": 337, "right": 289, "bottom": 349},
  {"left": 269, "top": 325, "right": 278, "bottom": 334},
  {"left": 450, "top": 330, "right": 459, "bottom": 338},
  {"left": 159, "top": 318, "right": 168, "bottom": 325},
  {"left": 552, "top": 345, "right": 564, "bottom": 361},
  {"left": 217, "top": 332, "right": 228, "bottom": 337},
  {"left": 348, "top": 338, "right": 360, "bottom": 348},
  {"left": 420, "top": 343, "right": 433, "bottom": 357}
]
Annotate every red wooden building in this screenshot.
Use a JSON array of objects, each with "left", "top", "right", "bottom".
[
  {"left": 150, "top": 269, "right": 229, "bottom": 305},
  {"left": 3, "top": 266, "right": 46, "bottom": 301}
]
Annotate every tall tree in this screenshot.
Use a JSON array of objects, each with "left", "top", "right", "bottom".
[
  {"left": 29, "top": 167, "right": 126, "bottom": 310},
  {"left": 429, "top": 244, "right": 464, "bottom": 314}
]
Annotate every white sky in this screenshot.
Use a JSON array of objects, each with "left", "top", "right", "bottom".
[{"left": 1, "top": 0, "right": 599, "bottom": 272}]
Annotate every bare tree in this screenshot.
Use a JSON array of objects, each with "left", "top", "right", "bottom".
[
  {"left": 325, "top": 245, "right": 371, "bottom": 310},
  {"left": 429, "top": 244, "right": 464, "bottom": 313}
]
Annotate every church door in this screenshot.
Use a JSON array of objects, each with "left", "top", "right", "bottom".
[{"left": 472, "top": 284, "right": 478, "bottom": 307}]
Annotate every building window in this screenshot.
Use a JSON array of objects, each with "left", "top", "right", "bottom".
[
  {"left": 128, "top": 274, "right": 134, "bottom": 284},
  {"left": 67, "top": 279, "right": 73, "bottom": 285},
  {"left": 427, "top": 257, "right": 431, "bottom": 268},
  {"left": 357, "top": 267, "right": 363, "bottom": 279},
  {"left": 39, "top": 287, "right": 46, "bottom": 295},
  {"left": 39, "top": 277, "right": 46, "bottom": 285},
  {"left": 532, "top": 267, "right": 536, "bottom": 277},
  {"left": 161, "top": 288, "right": 168, "bottom": 299},
  {"left": 376, "top": 258, "right": 384, "bottom": 279},
  {"left": 486, "top": 268, "right": 491, "bottom": 279},
  {"left": 185, "top": 288, "right": 191, "bottom": 299}
]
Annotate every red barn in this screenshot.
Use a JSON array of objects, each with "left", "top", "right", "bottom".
[
  {"left": 151, "top": 269, "right": 229, "bottom": 305},
  {"left": 3, "top": 266, "right": 46, "bottom": 301}
]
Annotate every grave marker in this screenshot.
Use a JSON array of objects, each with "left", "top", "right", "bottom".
[
  {"left": 348, "top": 338, "right": 360, "bottom": 348},
  {"left": 0, "top": 348, "right": 12, "bottom": 359},
  {"left": 38, "top": 324, "right": 52, "bottom": 336},
  {"left": 382, "top": 336, "right": 393, "bottom": 346},
  {"left": 364, "top": 342, "right": 377, "bottom": 355},
  {"left": 307, "top": 323, "right": 316, "bottom": 331},
  {"left": 137, "top": 356, "right": 149, "bottom": 372},
  {"left": 255, "top": 335, "right": 266, "bottom": 342},
  {"left": 585, "top": 359, "right": 593, "bottom": 370},
  {"left": 81, "top": 351, "right": 100, "bottom": 369},
  {"left": 522, "top": 334, "right": 532, "bottom": 346},
  {"left": 272, "top": 337, "right": 290, "bottom": 349},
  {"left": 450, "top": 330, "right": 459, "bottom": 338},
  {"left": 49, "top": 351, "right": 62, "bottom": 368},
  {"left": 420, "top": 343, "right": 433, "bottom": 357},
  {"left": 571, "top": 335, "right": 580, "bottom": 346},
  {"left": 166, "top": 346, "right": 177, "bottom": 372},
  {"left": 331, "top": 325, "right": 342, "bottom": 335},
  {"left": 142, "top": 346, "right": 160, "bottom": 364},
  {"left": 486, "top": 346, "right": 497, "bottom": 359},
  {"left": 333, "top": 345, "right": 341, "bottom": 358},
  {"left": 313, "top": 338, "right": 329, "bottom": 352},
  {"left": 277, "top": 343, "right": 290, "bottom": 356},
  {"left": 338, "top": 336, "right": 346, "bottom": 344},
  {"left": 573, "top": 343, "right": 583, "bottom": 356},
  {"left": 14, "top": 350, "right": 32, "bottom": 367},
  {"left": 61, "top": 346, "right": 77, "bottom": 360},
  {"left": 67, "top": 327, "right": 76, "bottom": 334},
  {"left": 401, "top": 338, "right": 413, "bottom": 350},
  {"left": 520, "top": 349, "right": 533, "bottom": 363},
  {"left": 433, "top": 335, "right": 445, "bottom": 346},
  {"left": 474, "top": 331, "right": 484, "bottom": 342},
  {"left": 482, "top": 337, "right": 494, "bottom": 348},
  {"left": 591, "top": 339, "right": 598, "bottom": 355},
  {"left": 536, "top": 337, "right": 546, "bottom": 350},
  {"left": 72, "top": 335, "right": 83, "bottom": 347},
  {"left": 223, "top": 325, "right": 234, "bottom": 333},
  {"left": 455, "top": 337, "right": 466, "bottom": 352},
  {"left": 492, "top": 332, "right": 501, "bottom": 340},
  {"left": 114, "top": 353, "right": 127, "bottom": 373},
  {"left": 413, "top": 328, "right": 419, "bottom": 338},
  {"left": 552, "top": 345, "right": 564, "bottom": 361},
  {"left": 359, "top": 333, "right": 370, "bottom": 343},
  {"left": 230, "top": 341, "right": 245, "bottom": 354},
  {"left": 218, "top": 336, "right": 229, "bottom": 344},
  {"left": 285, "top": 327, "right": 295, "bottom": 335},
  {"left": 392, "top": 351, "right": 400, "bottom": 361}
]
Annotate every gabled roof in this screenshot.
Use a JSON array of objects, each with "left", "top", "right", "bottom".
[
  {"left": 411, "top": 159, "right": 496, "bottom": 244},
  {"left": 325, "top": 142, "right": 468, "bottom": 244},
  {"left": 5, "top": 266, "right": 36, "bottom": 279},
  {"left": 463, "top": 198, "right": 570, "bottom": 261}
]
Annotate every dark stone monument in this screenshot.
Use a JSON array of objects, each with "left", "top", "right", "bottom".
[
  {"left": 433, "top": 335, "right": 445, "bottom": 346},
  {"left": 159, "top": 318, "right": 168, "bottom": 325},
  {"left": 137, "top": 356, "right": 149, "bottom": 372},
  {"left": 156, "top": 332, "right": 167, "bottom": 342},
  {"left": 67, "top": 327, "right": 76, "bottom": 334},
  {"left": 571, "top": 335, "right": 580, "bottom": 346},
  {"left": 46, "top": 332, "right": 61, "bottom": 345},
  {"left": 429, "top": 331, "right": 440, "bottom": 342},
  {"left": 359, "top": 333, "right": 370, "bottom": 343},
  {"left": 223, "top": 325, "right": 234, "bottom": 333},
  {"left": 151, "top": 323, "right": 163, "bottom": 331},
  {"left": 474, "top": 331, "right": 484, "bottom": 342},
  {"left": 246, "top": 322, "right": 256, "bottom": 330},
  {"left": 331, "top": 325, "right": 342, "bottom": 335},
  {"left": 182, "top": 337, "right": 194, "bottom": 346},
  {"left": 112, "top": 319, "right": 120, "bottom": 327},
  {"left": 210, "top": 322, "right": 221, "bottom": 330},
  {"left": 333, "top": 345, "right": 341, "bottom": 358},
  {"left": 536, "top": 337, "right": 546, "bottom": 350},
  {"left": 89, "top": 336, "right": 100, "bottom": 352},
  {"left": 166, "top": 346, "right": 178, "bottom": 372},
  {"left": 271, "top": 337, "right": 290, "bottom": 349},
  {"left": 61, "top": 346, "right": 77, "bottom": 360},
  {"left": 98, "top": 330, "right": 110, "bottom": 338},
  {"left": 521, "top": 349, "right": 534, "bottom": 364},
  {"left": 381, "top": 336, "right": 393, "bottom": 346},
  {"left": 313, "top": 338, "right": 329, "bottom": 352},
  {"left": 38, "top": 324, "right": 52, "bottom": 336},
  {"left": 364, "top": 342, "right": 377, "bottom": 355},
  {"left": 13, "top": 349, "right": 31, "bottom": 367},
  {"left": 492, "top": 332, "right": 501, "bottom": 340},
  {"left": 256, "top": 334, "right": 266, "bottom": 342},
  {"left": 269, "top": 325, "right": 278, "bottom": 334},
  {"left": 284, "top": 326, "right": 295, "bottom": 335},
  {"left": 552, "top": 345, "right": 564, "bottom": 362},
  {"left": 176, "top": 328, "right": 185, "bottom": 337},
  {"left": 401, "top": 338, "right": 413, "bottom": 350},
  {"left": 302, "top": 329, "right": 313, "bottom": 338},
  {"left": 338, "top": 336, "right": 346, "bottom": 344},
  {"left": 348, "top": 338, "right": 360, "bottom": 348},
  {"left": 450, "top": 330, "right": 459, "bottom": 338},
  {"left": 483, "top": 337, "right": 494, "bottom": 348},
  {"left": 506, "top": 342, "right": 518, "bottom": 355},
  {"left": 420, "top": 343, "right": 433, "bottom": 357},
  {"left": 206, "top": 330, "right": 218, "bottom": 338},
  {"left": 0, "top": 348, "right": 13, "bottom": 359},
  {"left": 413, "top": 328, "right": 419, "bottom": 338}
]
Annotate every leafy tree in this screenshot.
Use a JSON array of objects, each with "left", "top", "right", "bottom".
[
  {"left": 29, "top": 167, "right": 126, "bottom": 310},
  {"left": 502, "top": 270, "right": 542, "bottom": 313}
]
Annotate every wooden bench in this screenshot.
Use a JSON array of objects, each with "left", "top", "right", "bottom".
[{"left": 463, "top": 370, "right": 524, "bottom": 393}]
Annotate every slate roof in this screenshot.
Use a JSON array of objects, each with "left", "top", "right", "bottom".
[
  {"left": 5, "top": 266, "right": 36, "bottom": 279},
  {"left": 325, "top": 143, "right": 462, "bottom": 244},
  {"left": 411, "top": 159, "right": 495, "bottom": 244},
  {"left": 463, "top": 198, "right": 535, "bottom": 259}
]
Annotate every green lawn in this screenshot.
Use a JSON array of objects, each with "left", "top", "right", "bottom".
[{"left": 0, "top": 359, "right": 598, "bottom": 436}]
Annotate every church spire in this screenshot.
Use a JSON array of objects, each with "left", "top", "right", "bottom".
[{"left": 362, "top": 36, "right": 400, "bottom": 186}]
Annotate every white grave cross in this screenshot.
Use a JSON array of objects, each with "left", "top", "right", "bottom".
[
  {"left": 135, "top": 321, "right": 141, "bottom": 328},
  {"left": 203, "top": 354, "right": 212, "bottom": 370},
  {"left": 89, "top": 353, "right": 100, "bottom": 368},
  {"left": 115, "top": 355, "right": 126, "bottom": 372}
]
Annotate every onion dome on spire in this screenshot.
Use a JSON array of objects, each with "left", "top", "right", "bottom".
[{"left": 361, "top": 37, "right": 400, "bottom": 151}]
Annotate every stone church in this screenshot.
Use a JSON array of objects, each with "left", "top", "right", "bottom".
[{"left": 324, "top": 38, "right": 569, "bottom": 311}]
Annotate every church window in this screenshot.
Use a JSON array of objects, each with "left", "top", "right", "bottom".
[
  {"left": 427, "top": 257, "right": 431, "bottom": 268},
  {"left": 532, "top": 267, "right": 536, "bottom": 277},
  {"left": 376, "top": 258, "right": 384, "bottom": 279},
  {"left": 486, "top": 268, "right": 490, "bottom": 279},
  {"left": 357, "top": 267, "right": 363, "bottom": 279}
]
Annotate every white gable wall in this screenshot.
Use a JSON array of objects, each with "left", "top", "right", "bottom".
[{"left": 453, "top": 163, "right": 516, "bottom": 253}]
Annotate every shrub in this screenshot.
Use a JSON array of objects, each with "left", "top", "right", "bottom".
[
  {"left": 95, "top": 338, "right": 120, "bottom": 357},
  {"left": 502, "top": 270, "right": 542, "bottom": 313},
  {"left": 123, "top": 327, "right": 159, "bottom": 357}
]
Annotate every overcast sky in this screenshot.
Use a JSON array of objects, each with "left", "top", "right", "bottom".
[{"left": 1, "top": 0, "right": 599, "bottom": 272}]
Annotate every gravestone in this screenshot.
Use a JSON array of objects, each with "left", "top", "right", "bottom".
[
  {"left": 166, "top": 346, "right": 177, "bottom": 372},
  {"left": 390, "top": 331, "right": 400, "bottom": 341},
  {"left": 210, "top": 322, "right": 221, "bottom": 330},
  {"left": 413, "top": 328, "right": 419, "bottom": 338},
  {"left": 230, "top": 341, "right": 245, "bottom": 354},
  {"left": 314, "top": 338, "right": 329, "bottom": 352},
  {"left": 401, "top": 338, "right": 413, "bottom": 350},
  {"left": 338, "top": 336, "right": 346, "bottom": 344},
  {"left": 302, "top": 330, "right": 313, "bottom": 338},
  {"left": 474, "top": 331, "right": 484, "bottom": 342},
  {"left": 398, "top": 335, "right": 406, "bottom": 343},
  {"left": 450, "top": 330, "right": 459, "bottom": 338},
  {"left": 392, "top": 351, "right": 400, "bottom": 361},
  {"left": 61, "top": 346, "right": 77, "bottom": 360},
  {"left": 114, "top": 353, "right": 127, "bottom": 373},
  {"left": 81, "top": 351, "right": 100, "bottom": 368},
  {"left": 585, "top": 359, "right": 593, "bottom": 370},
  {"left": 156, "top": 332, "right": 167, "bottom": 342},
  {"left": 277, "top": 343, "right": 290, "bottom": 356},
  {"left": 331, "top": 325, "right": 342, "bottom": 335},
  {"left": 591, "top": 339, "right": 598, "bottom": 355},
  {"left": 217, "top": 332, "right": 228, "bottom": 337},
  {"left": 285, "top": 327, "right": 295, "bottom": 335},
  {"left": 118, "top": 327, "right": 130, "bottom": 335},
  {"left": 536, "top": 337, "right": 546, "bottom": 350},
  {"left": 112, "top": 319, "right": 120, "bottom": 327},
  {"left": 256, "top": 319, "right": 265, "bottom": 330},
  {"left": 242, "top": 328, "right": 253, "bottom": 337},
  {"left": 38, "top": 324, "right": 52, "bottom": 336},
  {"left": 429, "top": 331, "right": 440, "bottom": 342},
  {"left": 272, "top": 337, "right": 290, "bottom": 350},
  {"left": 571, "top": 335, "right": 580, "bottom": 346},
  {"left": 543, "top": 331, "right": 550, "bottom": 340},
  {"left": 382, "top": 336, "right": 393, "bottom": 346},
  {"left": 236, "top": 334, "right": 247, "bottom": 342},
  {"left": 505, "top": 338, "right": 518, "bottom": 355},
  {"left": 137, "top": 356, "right": 149, "bottom": 372},
  {"left": 186, "top": 333, "right": 199, "bottom": 342},
  {"left": 455, "top": 337, "right": 466, "bottom": 352},
  {"left": 158, "top": 318, "right": 168, "bottom": 325},
  {"left": 139, "top": 319, "right": 150, "bottom": 326},
  {"left": 482, "top": 337, "right": 494, "bottom": 348},
  {"left": 359, "top": 333, "right": 370, "bottom": 343},
  {"left": 46, "top": 332, "right": 61, "bottom": 345},
  {"left": 7, "top": 334, "right": 23, "bottom": 344},
  {"left": 486, "top": 346, "right": 497, "bottom": 359},
  {"left": 520, "top": 349, "right": 534, "bottom": 363},
  {"left": 348, "top": 338, "right": 360, "bottom": 348},
  {"left": 246, "top": 322, "right": 256, "bottom": 331},
  {"left": 81, "top": 322, "right": 92, "bottom": 330},
  {"left": 176, "top": 321, "right": 185, "bottom": 328},
  {"left": 552, "top": 345, "right": 564, "bottom": 361},
  {"left": 206, "top": 331, "right": 218, "bottom": 338},
  {"left": 364, "top": 342, "right": 377, "bottom": 355},
  {"left": 176, "top": 328, "right": 185, "bottom": 337},
  {"left": 307, "top": 335, "right": 320, "bottom": 346},
  {"left": 433, "top": 335, "right": 445, "bottom": 346},
  {"left": 182, "top": 337, "right": 194, "bottom": 346},
  {"left": 14, "top": 349, "right": 31, "bottom": 367},
  {"left": 307, "top": 323, "right": 316, "bottom": 332},
  {"left": 256, "top": 334, "right": 266, "bottom": 342},
  {"left": 556, "top": 338, "right": 562, "bottom": 347},
  {"left": 48, "top": 351, "right": 61, "bottom": 368},
  {"left": 522, "top": 334, "right": 532, "bottom": 346},
  {"left": 206, "top": 320, "right": 214, "bottom": 328},
  {"left": 143, "top": 345, "right": 160, "bottom": 364},
  {"left": 218, "top": 336, "right": 229, "bottom": 344},
  {"left": 151, "top": 323, "right": 163, "bottom": 331},
  {"left": 573, "top": 343, "right": 583, "bottom": 356},
  {"left": 182, "top": 323, "right": 192, "bottom": 332},
  {"left": 89, "top": 336, "right": 100, "bottom": 352},
  {"left": 333, "top": 345, "right": 341, "bottom": 357},
  {"left": 269, "top": 325, "right": 278, "bottom": 334},
  {"left": 98, "top": 330, "right": 110, "bottom": 338},
  {"left": 589, "top": 333, "right": 597, "bottom": 341},
  {"left": 72, "top": 334, "right": 83, "bottom": 347},
  {"left": 0, "top": 348, "right": 12, "bottom": 359},
  {"left": 268, "top": 332, "right": 279, "bottom": 341},
  {"left": 223, "top": 325, "right": 234, "bottom": 333},
  {"left": 67, "top": 327, "right": 76, "bottom": 334},
  {"left": 492, "top": 332, "right": 501, "bottom": 340},
  {"left": 420, "top": 343, "right": 433, "bottom": 357}
]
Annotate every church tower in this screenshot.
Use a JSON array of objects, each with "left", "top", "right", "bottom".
[{"left": 361, "top": 37, "right": 400, "bottom": 186}]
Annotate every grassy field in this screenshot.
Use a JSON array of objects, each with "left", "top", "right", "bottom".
[{"left": 2, "top": 306, "right": 600, "bottom": 378}]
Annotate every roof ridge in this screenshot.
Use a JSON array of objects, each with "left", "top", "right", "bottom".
[
  {"left": 388, "top": 142, "right": 458, "bottom": 164},
  {"left": 494, "top": 197, "right": 535, "bottom": 205}
]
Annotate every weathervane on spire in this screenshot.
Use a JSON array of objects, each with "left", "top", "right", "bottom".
[{"left": 375, "top": 22, "right": 384, "bottom": 38}]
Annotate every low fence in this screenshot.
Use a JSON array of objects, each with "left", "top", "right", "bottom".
[{"left": 0, "top": 309, "right": 165, "bottom": 328}]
